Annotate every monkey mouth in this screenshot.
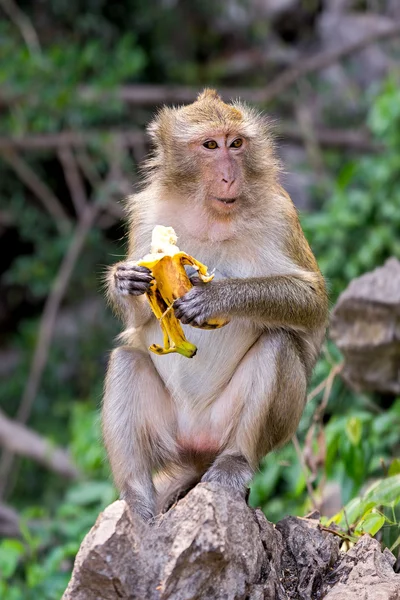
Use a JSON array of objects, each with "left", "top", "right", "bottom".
[
  {"left": 214, "top": 197, "right": 237, "bottom": 205},
  {"left": 209, "top": 196, "right": 239, "bottom": 214}
]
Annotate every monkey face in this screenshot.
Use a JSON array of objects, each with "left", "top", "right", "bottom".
[
  {"left": 146, "top": 89, "right": 279, "bottom": 221},
  {"left": 193, "top": 132, "right": 246, "bottom": 214}
]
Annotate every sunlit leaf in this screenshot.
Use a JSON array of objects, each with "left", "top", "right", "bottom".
[
  {"left": 390, "top": 534, "right": 400, "bottom": 553},
  {"left": 355, "top": 511, "right": 386, "bottom": 536},
  {"left": 364, "top": 475, "right": 400, "bottom": 506},
  {"left": 329, "top": 497, "right": 369, "bottom": 528},
  {"left": 388, "top": 459, "right": 400, "bottom": 477}
]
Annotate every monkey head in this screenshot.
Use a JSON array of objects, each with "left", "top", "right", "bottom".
[{"left": 146, "top": 89, "right": 279, "bottom": 220}]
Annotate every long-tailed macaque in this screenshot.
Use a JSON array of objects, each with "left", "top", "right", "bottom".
[{"left": 103, "top": 89, "right": 328, "bottom": 521}]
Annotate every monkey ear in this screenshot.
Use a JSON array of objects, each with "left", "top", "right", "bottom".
[
  {"left": 147, "top": 107, "right": 175, "bottom": 146},
  {"left": 197, "top": 88, "right": 222, "bottom": 103}
]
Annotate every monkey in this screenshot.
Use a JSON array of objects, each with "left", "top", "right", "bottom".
[{"left": 102, "top": 89, "right": 328, "bottom": 522}]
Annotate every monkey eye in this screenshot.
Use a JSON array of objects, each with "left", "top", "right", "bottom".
[
  {"left": 230, "top": 138, "right": 243, "bottom": 148},
  {"left": 203, "top": 140, "right": 218, "bottom": 149}
]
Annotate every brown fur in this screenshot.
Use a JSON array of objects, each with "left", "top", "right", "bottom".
[{"left": 103, "top": 90, "right": 328, "bottom": 521}]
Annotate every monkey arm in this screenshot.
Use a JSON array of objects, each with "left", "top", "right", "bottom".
[{"left": 173, "top": 273, "right": 328, "bottom": 331}]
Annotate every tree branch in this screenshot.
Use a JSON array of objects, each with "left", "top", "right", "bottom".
[
  {"left": 1, "top": 23, "right": 400, "bottom": 109},
  {"left": 58, "top": 144, "right": 88, "bottom": 217},
  {"left": 0, "top": 131, "right": 145, "bottom": 150},
  {"left": 19, "top": 201, "right": 101, "bottom": 425},
  {"left": 0, "top": 126, "right": 380, "bottom": 153},
  {"left": 0, "top": 148, "right": 71, "bottom": 232},
  {"left": 0, "top": 408, "right": 78, "bottom": 479},
  {"left": 276, "top": 123, "right": 381, "bottom": 152},
  {"left": 254, "top": 20, "right": 400, "bottom": 103},
  {"left": 0, "top": 0, "right": 41, "bottom": 55},
  {"left": 75, "top": 147, "right": 103, "bottom": 189}
]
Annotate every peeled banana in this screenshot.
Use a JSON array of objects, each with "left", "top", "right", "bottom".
[{"left": 137, "top": 225, "right": 228, "bottom": 358}]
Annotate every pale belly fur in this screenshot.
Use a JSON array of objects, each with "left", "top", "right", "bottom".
[{"left": 143, "top": 317, "right": 262, "bottom": 452}]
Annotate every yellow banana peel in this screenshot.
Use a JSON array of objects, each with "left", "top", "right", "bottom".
[{"left": 137, "top": 226, "right": 228, "bottom": 358}]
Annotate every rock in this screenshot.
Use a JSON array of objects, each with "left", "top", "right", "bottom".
[
  {"left": 63, "top": 484, "right": 287, "bottom": 600},
  {"left": 330, "top": 258, "right": 400, "bottom": 394},
  {"left": 276, "top": 516, "right": 339, "bottom": 599},
  {"left": 61, "top": 482, "right": 400, "bottom": 600},
  {"left": 323, "top": 536, "right": 400, "bottom": 600},
  {"left": 62, "top": 500, "right": 143, "bottom": 600}
]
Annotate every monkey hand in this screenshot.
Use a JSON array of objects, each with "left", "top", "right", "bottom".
[
  {"left": 173, "top": 283, "right": 223, "bottom": 328},
  {"left": 114, "top": 262, "right": 154, "bottom": 296}
]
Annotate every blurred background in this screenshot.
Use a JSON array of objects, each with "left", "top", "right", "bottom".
[{"left": 1, "top": 0, "right": 400, "bottom": 597}]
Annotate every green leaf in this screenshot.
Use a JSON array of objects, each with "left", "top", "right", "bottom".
[
  {"left": 365, "top": 474, "right": 400, "bottom": 506},
  {"left": 388, "top": 459, "right": 400, "bottom": 476},
  {"left": 355, "top": 511, "right": 386, "bottom": 536},
  {"left": 390, "top": 534, "right": 400, "bottom": 552},
  {"left": 66, "top": 481, "right": 115, "bottom": 506},
  {"left": 26, "top": 563, "right": 46, "bottom": 588},
  {"left": 345, "top": 417, "right": 362, "bottom": 446},
  {"left": 329, "top": 497, "right": 370, "bottom": 528},
  {"left": 0, "top": 539, "right": 25, "bottom": 579}
]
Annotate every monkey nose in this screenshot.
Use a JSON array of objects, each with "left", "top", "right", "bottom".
[{"left": 222, "top": 176, "right": 235, "bottom": 189}]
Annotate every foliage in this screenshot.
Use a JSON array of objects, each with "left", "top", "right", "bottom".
[
  {"left": 302, "top": 79, "right": 400, "bottom": 299},
  {"left": 0, "top": 22, "right": 146, "bottom": 135},
  {"left": 325, "top": 474, "right": 400, "bottom": 551}
]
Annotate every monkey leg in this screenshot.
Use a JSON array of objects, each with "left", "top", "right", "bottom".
[
  {"left": 202, "top": 330, "right": 307, "bottom": 495},
  {"left": 201, "top": 454, "right": 253, "bottom": 497},
  {"left": 102, "top": 346, "right": 176, "bottom": 521}
]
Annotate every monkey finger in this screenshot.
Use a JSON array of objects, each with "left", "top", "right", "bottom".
[
  {"left": 129, "top": 280, "right": 151, "bottom": 289},
  {"left": 174, "top": 303, "right": 202, "bottom": 324},
  {"left": 127, "top": 288, "right": 148, "bottom": 296},
  {"left": 128, "top": 281, "right": 152, "bottom": 293},
  {"left": 172, "top": 298, "right": 187, "bottom": 316},
  {"left": 115, "top": 269, "right": 153, "bottom": 282},
  {"left": 189, "top": 275, "right": 204, "bottom": 286},
  {"left": 115, "top": 276, "right": 154, "bottom": 288},
  {"left": 117, "top": 279, "right": 152, "bottom": 296},
  {"left": 117, "top": 264, "right": 152, "bottom": 274},
  {"left": 192, "top": 313, "right": 210, "bottom": 326},
  {"left": 173, "top": 304, "right": 189, "bottom": 321},
  {"left": 115, "top": 276, "right": 154, "bottom": 289},
  {"left": 181, "top": 313, "right": 208, "bottom": 327},
  {"left": 177, "top": 313, "right": 191, "bottom": 325}
]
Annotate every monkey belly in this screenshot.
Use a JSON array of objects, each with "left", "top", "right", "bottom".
[
  {"left": 142, "top": 318, "right": 261, "bottom": 457},
  {"left": 144, "top": 317, "right": 260, "bottom": 406}
]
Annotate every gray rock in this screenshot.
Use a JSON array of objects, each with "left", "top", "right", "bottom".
[
  {"left": 330, "top": 258, "right": 400, "bottom": 394},
  {"left": 323, "top": 535, "right": 400, "bottom": 600},
  {"left": 62, "top": 500, "right": 143, "bottom": 599},
  {"left": 63, "top": 484, "right": 285, "bottom": 600},
  {"left": 276, "top": 516, "right": 339, "bottom": 599},
  {"left": 62, "top": 482, "right": 400, "bottom": 600}
]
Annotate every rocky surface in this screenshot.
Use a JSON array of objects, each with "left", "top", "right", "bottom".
[
  {"left": 330, "top": 257, "right": 400, "bottom": 395},
  {"left": 323, "top": 535, "right": 400, "bottom": 600},
  {"left": 62, "top": 483, "right": 400, "bottom": 600}
]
